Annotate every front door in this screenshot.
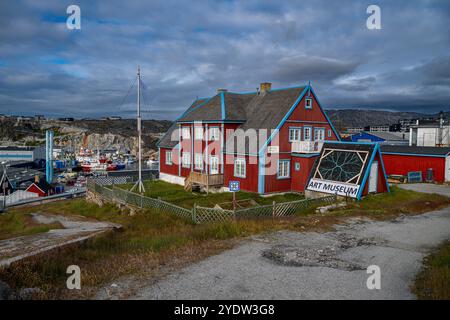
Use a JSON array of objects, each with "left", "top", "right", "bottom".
[
  {"left": 210, "top": 156, "right": 219, "bottom": 174},
  {"left": 368, "top": 161, "right": 378, "bottom": 193}
]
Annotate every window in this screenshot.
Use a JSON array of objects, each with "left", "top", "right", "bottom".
[
  {"left": 314, "top": 128, "right": 325, "bottom": 141},
  {"left": 182, "top": 152, "right": 191, "bottom": 168},
  {"left": 295, "top": 162, "right": 300, "bottom": 171},
  {"left": 304, "top": 127, "right": 312, "bottom": 141},
  {"left": 182, "top": 127, "right": 190, "bottom": 139},
  {"left": 209, "top": 127, "right": 220, "bottom": 141},
  {"left": 305, "top": 98, "right": 312, "bottom": 109},
  {"left": 194, "top": 153, "right": 203, "bottom": 170},
  {"left": 165, "top": 151, "right": 172, "bottom": 165},
  {"left": 194, "top": 127, "right": 203, "bottom": 140},
  {"left": 328, "top": 129, "right": 332, "bottom": 138},
  {"left": 289, "top": 128, "right": 301, "bottom": 142},
  {"left": 234, "top": 158, "right": 246, "bottom": 178},
  {"left": 278, "top": 160, "right": 290, "bottom": 179}
]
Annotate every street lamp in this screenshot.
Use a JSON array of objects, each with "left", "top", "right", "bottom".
[{"left": 1, "top": 161, "right": 9, "bottom": 211}]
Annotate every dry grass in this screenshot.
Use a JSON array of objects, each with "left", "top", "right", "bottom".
[
  {"left": 414, "top": 241, "right": 450, "bottom": 300},
  {"left": 0, "top": 212, "right": 64, "bottom": 240},
  {"left": 1, "top": 185, "right": 449, "bottom": 299}
]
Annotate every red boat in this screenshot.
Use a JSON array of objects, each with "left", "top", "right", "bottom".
[{"left": 107, "top": 163, "right": 118, "bottom": 171}]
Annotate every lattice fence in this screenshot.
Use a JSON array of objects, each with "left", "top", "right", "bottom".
[
  {"left": 87, "top": 180, "right": 337, "bottom": 224},
  {"left": 194, "top": 206, "right": 235, "bottom": 224}
]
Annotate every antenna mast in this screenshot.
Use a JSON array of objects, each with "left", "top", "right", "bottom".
[{"left": 131, "top": 66, "right": 145, "bottom": 194}]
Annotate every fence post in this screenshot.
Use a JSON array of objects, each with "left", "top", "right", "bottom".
[
  {"left": 192, "top": 203, "right": 197, "bottom": 224},
  {"left": 272, "top": 201, "right": 277, "bottom": 221}
]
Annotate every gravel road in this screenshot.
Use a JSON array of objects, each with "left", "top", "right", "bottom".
[{"left": 129, "top": 205, "right": 450, "bottom": 300}]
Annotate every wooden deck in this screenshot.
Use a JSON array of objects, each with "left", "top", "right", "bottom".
[{"left": 184, "top": 172, "right": 224, "bottom": 192}]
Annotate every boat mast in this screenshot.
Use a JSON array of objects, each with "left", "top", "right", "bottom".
[{"left": 131, "top": 66, "right": 145, "bottom": 194}]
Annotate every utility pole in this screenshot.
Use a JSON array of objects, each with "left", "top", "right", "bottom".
[
  {"left": 1, "top": 161, "right": 9, "bottom": 210},
  {"left": 131, "top": 66, "right": 145, "bottom": 194}
]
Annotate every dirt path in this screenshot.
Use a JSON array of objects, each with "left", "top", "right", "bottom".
[
  {"left": 127, "top": 206, "right": 450, "bottom": 300},
  {"left": 398, "top": 183, "right": 450, "bottom": 197},
  {"left": 0, "top": 214, "right": 120, "bottom": 267}
]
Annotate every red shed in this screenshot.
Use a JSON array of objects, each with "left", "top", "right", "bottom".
[
  {"left": 381, "top": 145, "right": 450, "bottom": 183},
  {"left": 26, "top": 180, "right": 53, "bottom": 197}
]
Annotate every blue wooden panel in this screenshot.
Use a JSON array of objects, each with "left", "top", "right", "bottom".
[{"left": 407, "top": 171, "right": 422, "bottom": 183}]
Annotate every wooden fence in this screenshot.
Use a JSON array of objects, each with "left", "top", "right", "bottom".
[{"left": 87, "top": 179, "right": 337, "bottom": 224}]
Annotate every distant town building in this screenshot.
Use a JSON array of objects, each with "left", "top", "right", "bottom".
[
  {"left": 58, "top": 117, "right": 75, "bottom": 122},
  {"left": 349, "top": 131, "right": 409, "bottom": 145},
  {"left": 409, "top": 117, "right": 450, "bottom": 147},
  {"left": 0, "top": 146, "right": 45, "bottom": 162},
  {"left": 34, "top": 114, "right": 45, "bottom": 121},
  {"left": 346, "top": 127, "right": 364, "bottom": 133},
  {"left": 364, "top": 125, "right": 390, "bottom": 132}
]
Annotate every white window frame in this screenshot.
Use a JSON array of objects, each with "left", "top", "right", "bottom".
[
  {"left": 234, "top": 158, "right": 246, "bottom": 178},
  {"left": 277, "top": 160, "right": 290, "bottom": 179},
  {"left": 294, "top": 162, "right": 301, "bottom": 171},
  {"left": 289, "top": 127, "right": 301, "bottom": 142},
  {"left": 194, "top": 153, "right": 203, "bottom": 170},
  {"left": 194, "top": 127, "right": 204, "bottom": 141},
  {"left": 305, "top": 98, "right": 312, "bottom": 109},
  {"left": 314, "top": 128, "right": 326, "bottom": 141},
  {"left": 210, "top": 156, "right": 219, "bottom": 174},
  {"left": 165, "top": 151, "right": 172, "bottom": 165},
  {"left": 209, "top": 127, "right": 220, "bottom": 141},
  {"left": 182, "top": 152, "right": 191, "bottom": 168},
  {"left": 304, "top": 127, "right": 312, "bottom": 141},
  {"left": 182, "top": 127, "right": 190, "bottom": 139}
]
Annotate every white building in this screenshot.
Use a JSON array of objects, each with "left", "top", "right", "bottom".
[{"left": 409, "top": 120, "right": 450, "bottom": 147}]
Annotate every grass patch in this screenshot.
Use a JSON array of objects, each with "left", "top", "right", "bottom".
[
  {"left": 414, "top": 241, "right": 450, "bottom": 299},
  {"left": 118, "top": 180, "right": 304, "bottom": 209},
  {"left": 1, "top": 202, "right": 291, "bottom": 299},
  {"left": 0, "top": 212, "right": 63, "bottom": 240},
  {"left": 1, "top": 185, "right": 448, "bottom": 299},
  {"left": 328, "top": 186, "right": 450, "bottom": 219}
]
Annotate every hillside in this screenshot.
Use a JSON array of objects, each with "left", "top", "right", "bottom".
[{"left": 325, "top": 109, "right": 447, "bottom": 130}]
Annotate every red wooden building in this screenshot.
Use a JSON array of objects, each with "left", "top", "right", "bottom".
[
  {"left": 380, "top": 145, "right": 450, "bottom": 183},
  {"left": 157, "top": 82, "right": 340, "bottom": 193},
  {"left": 25, "top": 179, "right": 53, "bottom": 197}
]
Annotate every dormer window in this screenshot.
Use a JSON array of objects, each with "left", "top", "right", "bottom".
[{"left": 305, "top": 98, "right": 312, "bottom": 109}]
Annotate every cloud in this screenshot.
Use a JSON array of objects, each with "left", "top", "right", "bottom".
[{"left": 0, "top": 0, "right": 449, "bottom": 119}]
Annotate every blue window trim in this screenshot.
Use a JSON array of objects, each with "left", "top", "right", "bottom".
[
  {"left": 234, "top": 158, "right": 246, "bottom": 178},
  {"left": 294, "top": 162, "right": 301, "bottom": 171},
  {"left": 277, "top": 159, "right": 291, "bottom": 179},
  {"left": 288, "top": 126, "right": 302, "bottom": 142},
  {"left": 303, "top": 126, "right": 313, "bottom": 141}
]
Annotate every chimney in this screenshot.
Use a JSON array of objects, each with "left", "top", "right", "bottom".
[
  {"left": 35, "top": 175, "right": 39, "bottom": 183},
  {"left": 216, "top": 88, "right": 228, "bottom": 94},
  {"left": 260, "top": 82, "right": 272, "bottom": 93}
]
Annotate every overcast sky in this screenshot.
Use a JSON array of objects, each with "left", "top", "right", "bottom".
[{"left": 0, "top": 0, "right": 449, "bottom": 119}]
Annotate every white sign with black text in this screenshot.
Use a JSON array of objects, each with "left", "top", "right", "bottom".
[{"left": 307, "top": 178, "right": 360, "bottom": 198}]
